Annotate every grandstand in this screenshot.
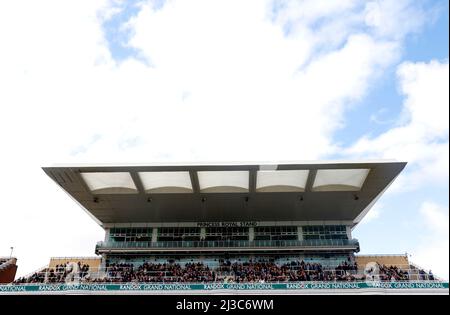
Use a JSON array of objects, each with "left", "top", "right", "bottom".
[{"left": 1, "top": 161, "right": 448, "bottom": 294}]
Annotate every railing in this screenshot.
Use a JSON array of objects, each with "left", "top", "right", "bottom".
[
  {"left": 10, "top": 269, "right": 445, "bottom": 283},
  {"left": 5, "top": 280, "right": 447, "bottom": 285},
  {"left": 408, "top": 261, "right": 445, "bottom": 282},
  {"left": 49, "top": 257, "right": 100, "bottom": 260},
  {"left": 12, "top": 261, "right": 446, "bottom": 286},
  {"left": 13, "top": 265, "right": 48, "bottom": 281},
  {"left": 96, "top": 239, "right": 360, "bottom": 251},
  {"left": 2, "top": 281, "right": 448, "bottom": 294}
]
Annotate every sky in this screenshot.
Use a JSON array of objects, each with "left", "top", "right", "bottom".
[{"left": 0, "top": 0, "right": 448, "bottom": 280}]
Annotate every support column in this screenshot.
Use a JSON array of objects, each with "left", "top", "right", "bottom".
[
  {"left": 346, "top": 226, "right": 352, "bottom": 239},
  {"left": 152, "top": 228, "right": 158, "bottom": 243},
  {"left": 100, "top": 254, "right": 107, "bottom": 277},
  {"left": 200, "top": 228, "right": 206, "bottom": 241},
  {"left": 104, "top": 228, "right": 110, "bottom": 242},
  {"left": 249, "top": 227, "right": 254, "bottom": 241},
  {"left": 297, "top": 226, "right": 303, "bottom": 241}
]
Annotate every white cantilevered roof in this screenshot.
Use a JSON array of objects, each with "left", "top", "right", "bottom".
[{"left": 42, "top": 160, "right": 406, "bottom": 227}]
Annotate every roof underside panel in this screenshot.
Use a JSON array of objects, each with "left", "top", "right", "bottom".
[
  {"left": 80, "top": 172, "right": 138, "bottom": 194},
  {"left": 313, "top": 169, "right": 370, "bottom": 192},
  {"left": 138, "top": 171, "right": 193, "bottom": 193},
  {"left": 256, "top": 170, "right": 309, "bottom": 192},
  {"left": 197, "top": 171, "right": 249, "bottom": 193}
]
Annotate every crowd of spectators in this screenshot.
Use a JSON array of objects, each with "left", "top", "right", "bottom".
[
  {"left": 14, "top": 261, "right": 90, "bottom": 284},
  {"left": 376, "top": 264, "right": 409, "bottom": 281},
  {"left": 336, "top": 261, "right": 358, "bottom": 273},
  {"left": 12, "top": 259, "right": 436, "bottom": 284},
  {"left": 418, "top": 268, "right": 435, "bottom": 281},
  {"left": 91, "top": 262, "right": 215, "bottom": 283},
  {"left": 13, "top": 269, "right": 47, "bottom": 284},
  {"left": 218, "top": 259, "right": 360, "bottom": 282}
]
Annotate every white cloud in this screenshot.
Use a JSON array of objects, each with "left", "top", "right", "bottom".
[
  {"left": 397, "top": 61, "right": 449, "bottom": 138},
  {"left": 345, "top": 60, "right": 449, "bottom": 192},
  {"left": 0, "top": 0, "right": 440, "bottom": 277},
  {"left": 411, "top": 202, "right": 449, "bottom": 280},
  {"left": 364, "top": 0, "right": 427, "bottom": 39}
]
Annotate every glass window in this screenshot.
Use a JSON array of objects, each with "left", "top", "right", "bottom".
[
  {"left": 205, "top": 227, "right": 249, "bottom": 241},
  {"left": 254, "top": 226, "right": 298, "bottom": 241},
  {"left": 157, "top": 227, "right": 201, "bottom": 242},
  {"left": 302, "top": 225, "right": 348, "bottom": 240},
  {"left": 109, "top": 227, "right": 153, "bottom": 242}
]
